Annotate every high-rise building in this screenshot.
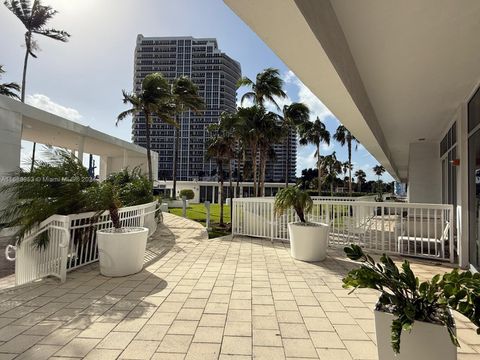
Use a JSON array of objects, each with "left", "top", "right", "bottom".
[
  {"left": 132, "top": 34, "right": 296, "bottom": 184},
  {"left": 132, "top": 35, "right": 241, "bottom": 181}
]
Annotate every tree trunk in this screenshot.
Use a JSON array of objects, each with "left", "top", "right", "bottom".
[
  {"left": 22, "top": 37, "right": 37, "bottom": 171},
  {"left": 219, "top": 161, "right": 224, "bottom": 226},
  {"left": 172, "top": 123, "right": 180, "bottom": 198},
  {"left": 145, "top": 112, "right": 153, "bottom": 183},
  {"left": 317, "top": 143, "right": 321, "bottom": 196},
  {"left": 348, "top": 140, "right": 352, "bottom": 196},
  {"left": 236, "top": 152, "right": 241, "bottom": 198},
  {"left": 285, "top": 125, "right": 290, "bottom": 187},
  {"left": 251, "top": 142, "right": 258, "bottom": 197},
  {"left": 259, "top": 149, "right": 266, "bottom": 197}
]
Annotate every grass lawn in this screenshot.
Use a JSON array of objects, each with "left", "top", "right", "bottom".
[{"left": 168, "top": 203, "right": 231, "bottom": 238}]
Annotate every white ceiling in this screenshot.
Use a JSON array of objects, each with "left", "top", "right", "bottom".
[{"left": 331, "top": 0, "right": 480, "bottom": 177}]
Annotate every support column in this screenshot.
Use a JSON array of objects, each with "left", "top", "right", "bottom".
[{"left": 77, "top": 136, "right": 85, "bottom": 165}]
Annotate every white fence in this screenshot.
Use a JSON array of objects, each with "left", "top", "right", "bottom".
[
  {"left": 232, "top": 198, "right": 456, "bottom": 263},
  {"left": 5, "top": 201, "right": 159, "bottom": 286}
]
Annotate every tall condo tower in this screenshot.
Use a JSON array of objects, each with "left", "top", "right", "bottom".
[{"left": 132, "top": 35, "right": 241, "bottom": 180}]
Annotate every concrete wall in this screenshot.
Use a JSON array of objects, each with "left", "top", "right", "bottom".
[
  {"left": 0, "top": 108, "right": 22, "bottom": 210},
  {"left": 407, "top": 142, "right": 442, "bottom": 203},
  {"left": 99, "top": 154, "right": 157, "bottom": 181}
]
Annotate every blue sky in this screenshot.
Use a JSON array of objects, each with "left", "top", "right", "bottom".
[{"left": 0, "top": 0, "right": 393, "bottom": 181}]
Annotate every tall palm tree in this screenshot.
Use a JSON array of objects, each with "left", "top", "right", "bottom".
[
  {"left": 372, "top": 164, "right": 386, "bottom": 200},
  {"left": 171, "top": 76, "right": 204, "bottom": 199},
  {"left": 206, "top": 126, "right": 234, "bottom": 226},
  {"left": 237, "top": 67, "right": 287, "bottom": 110},
  {"left": 0, "top": 65, "right": 20, "bottom": 99},
  {"left": 278, "top": 103, "right": 310, "bottom": 186},
  {"left": 117, "top": 73, "right": 175, "bottom": 182},
  {"left": 373, "top": 164, "right": 386, "bottom": 181},
  {"left": 342, "top": 161, "right": 353, "bottom": 190},
  {"left": 354, "top": 169, "right": 366, "bottom": 192},
  {"left": 321, "top": 152, "right": 342, "bottom": 196},
  {"left": 5, "top": 0, "right": 70, "bottom": 170},
  {"left": 217, "top": 111, "right": 241, "bottom": 199},
  {"left": 257, "top": 113, "right": 283, "bottom": 196},
  {"left": 298, "top": 117, "right": 330, "bottom": 195},
  {"left": 333, "top": 125, "right": 359, "bottom": 196}
]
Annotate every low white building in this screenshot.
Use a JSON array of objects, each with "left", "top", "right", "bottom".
[
  {"left": 224, "top": 0, "right": 480, "bottom": 270},
  {"left": 0, "top": 95, "right": 158, "bottom": 207}
]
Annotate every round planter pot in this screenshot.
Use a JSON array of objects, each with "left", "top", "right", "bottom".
[
  {"left": 288, "top": 222, "right": 329, "bottom": 262},
  {"left": 374, "top": 310, "right": 456, "bottom": 360},
  {"left": 97, "top": 227, "right": 148, "bottom": 277}
]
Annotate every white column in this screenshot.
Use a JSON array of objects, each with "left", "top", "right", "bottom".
[{"left": 0, "top": 109, "right": 22, "bottom": 210}]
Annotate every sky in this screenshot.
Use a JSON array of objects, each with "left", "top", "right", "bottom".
[{"left": 0, "top": 0, "right": 393, "bottom": 182}]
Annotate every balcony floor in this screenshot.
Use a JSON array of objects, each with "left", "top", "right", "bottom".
[{"left": 0, "top": 213, "right": 477, "bottom": 359}]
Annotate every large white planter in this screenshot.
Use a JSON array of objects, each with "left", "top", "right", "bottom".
[
  {"left": 375, "top": 310, "right": 456, "bottom": 360},
  {"left": 97, "top": 227, "right": 148, "bottom": 277},
  {"left": 288, "top": 222, "right": 329, "bottom": 261}
]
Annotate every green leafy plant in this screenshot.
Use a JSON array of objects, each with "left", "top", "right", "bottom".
[
  {"left": 343, "top": 244, "right": 480, "bottom": 354},
  {"left": 0, "top": 148, "right": 95, "bottom": 247},
  {"left": 179, "top": 189, "right": 195, "bottom": 200},
  {"left": 85, "top": 182, "right": 122, "bottom": 229},
  {"left": 274, "top": 186, "right": 313, "bottom": 223},
  {"left": 105, "top": 167, "right": 153, "bottom": 206}
]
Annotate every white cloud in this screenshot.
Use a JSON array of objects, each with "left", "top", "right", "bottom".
[
  {"left": 26, "top": 94, "right": 85, "bottom": 125},
  {"left": 283, "top": 70, "right": 334, "bottom": 123},
  {"left": 321, "top": 142, "right": 334, "bottom": 151},
  {"left": 296, "top": 147, "right": 318, "bottom": 176}
]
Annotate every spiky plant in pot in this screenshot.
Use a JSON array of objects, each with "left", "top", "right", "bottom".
[{"left": 274, "top": 186, "right": 329, "bottom": 262}]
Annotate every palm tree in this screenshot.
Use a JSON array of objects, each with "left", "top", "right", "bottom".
[
  {"left": 0, "top": 65, "right": 20, "bottom": 99},
  {"left": 257, "top": 113, "right": 283, "bottom": 196},
  {"left": 298, "top": 117, "right": 330, "bottom": 195},
  {"left": 333, "top": 125, "right": 359, "bottom": 196},
  {"left": 237, "top": 67, "right": 287, "bottom": 109},
  {"left": 373, "top": 164, "right": 386, "bottom": 181},
  {"left": 342, "top": 161, "right": 352, "bottom": 191},
  {"left": 278, "top": 103, "right": 310, "bottom": 186},
  {"left": 171, "top": 76, "right": 204, "bottom": 199},
  {"left": 372, "top": 164, "right": 386, "bottom": 201},
  {"left": 354, "top": 169, "right": 366, "bottom": 192},
  {"left": 206, "top": 126, "right": 235, "bottom": 226},
  {"left": 117, "top": 73, "right": 175, "bottom": 182},
  {"left": 321, "top": 152, "right": 342, "bottom": 196},
  {"left": 5, "top": 0, "right": 70, "bottom": 170},
  {"left": 217, "top": 111, "right": 241, "bottom": 199}
]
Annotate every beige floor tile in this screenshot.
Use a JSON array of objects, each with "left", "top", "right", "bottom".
[
  {"left": 151, "top": 353, "right": 185, "bottom": 360},
  {"left": 14, "top": 344, "right": 61, "bottom": 360},
  {"left": 316, "top": 348, "right": 353, "bottom": 360},
  {"left": 55, "top": 338, "right": 100, "bottom": 357},
  {"left": 199, "top": 314, "right": 226, "bottom": 327},
  {"left": 283, "top": 338, "right": 318, "bottom": 358},
  {"left": 79, "top": 322, "right": 116, "bottom": 338},
  {"left": 279, "top": 323, "right": 309, "bottom": 339},
  {"left": 221, "top": 336, "right": 252, "bottom": 355},
  {"left": 334, "top": 324, "right": 370, "bottom": 341},
  {"left": 115, "top": 317, "right": 148, "bottom": 332},
  {"left": 84, "top": 348, "right": 123, "bottom": 360},
  {"left": 252, "top": 316, "right": 279, "bottom": 330},
  {"left": 157, "top": 334, "right": 193, "bottom": 353},
  {"left": 344, "top": 340, "right": 378, "bottom": 359},
  {"left": 254, "top": 346, "right": 285, "bottom": 359},
  {"left": 148, "top": 311, "right": 176, "bottom": 325},
  {"left": 120, "top": 340, "right": 160, "bottom": 359},
  {"left": 310, "top": 331, "right": 345, "bottom": 349},
  {"left": 185, "top": 342, "right": 221, "bottom": 360},
  {"left": 135, "top": 324, "right": 169, "bottom": 341},
  {"left": 168, "top": 320, "right": 198, "bottom": 335},
  {"left": 193, "top": 326, "right": 223, "bottom": 343},
  {"left": 98, "top": 331, "right": 136, "bottom": 349},
  {"left": 39, "top": 328, "right": 81, "bottom": 346},
  {"left": 0, "top": 335, "right": 43, "bottom": 354},
  {"left": 253, "top": 329, "right": 282, "bottom": 347}
]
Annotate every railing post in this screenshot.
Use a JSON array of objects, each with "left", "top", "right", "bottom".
[
  {"left": 205, "top": 201, "right": 211, "bottom": 231},
  {"left": 182, "top": 196, "right": 187, "bottom": 218},
  {"left": 59, "top": 219, "right": 70, "bottom": 283},
  {"left": 270, "top": 200, "right": 275, "bottom": 243},
  {"left": 449, "top": 206, "right": 454, "bottom": 263}
]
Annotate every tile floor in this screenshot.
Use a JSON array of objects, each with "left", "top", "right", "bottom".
[{"left": 0, "top": 213, "right": 478, "bottom": 359}]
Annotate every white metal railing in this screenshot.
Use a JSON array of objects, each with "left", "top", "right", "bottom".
[
  {"left": 6, "top": 201, "right": 159, "bottom": 286},
  {"left": 232, "top": 198, "right": 456, "bottom": 263}
]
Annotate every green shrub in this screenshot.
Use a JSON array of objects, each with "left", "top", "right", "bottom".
[
  {"left": 179, "top": 189, "right": 195, "bottom": 200},
  {"left": 106, "top": 167, "right": 153, "bottom": 206},
  {"left": 343, "top": 244, "right": 480, "bottom": 354}
]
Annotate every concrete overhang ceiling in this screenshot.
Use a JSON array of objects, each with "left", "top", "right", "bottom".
[{"left": 224, "top": 0, "right": 480, "bottom": 181}]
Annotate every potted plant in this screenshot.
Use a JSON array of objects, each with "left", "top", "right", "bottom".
[
  {"left": 342, "top": 244, "right": 480, "bottom": 360},
  {"left": 274, "top": 186, "right": 329, "bottom": 261},
  {"left": 89, "top": 182, "right": 148, "bottom": 277}
]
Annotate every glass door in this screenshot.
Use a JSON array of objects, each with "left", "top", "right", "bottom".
[{"left": 469, "top": 129, "right": 480, "bottom": 269}]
